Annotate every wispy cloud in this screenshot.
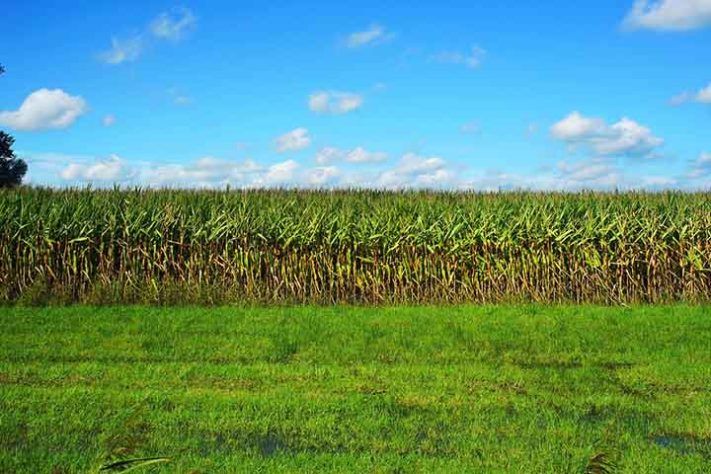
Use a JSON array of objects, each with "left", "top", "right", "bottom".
[
  {"left": 150, "top": 7, "right": 197, "bottom": 41},
  {"left": 669, "top": 82, "right": 711, "bottom": 105},
  {"left": 102, "top": 115, "right": 116, "bottom": 127},
  {"left": 623, "top": 0, "right": 711, "bottom": 31},
  {"left": 167, "top": 87, "right": 193, "bottom": 106},
  {"left": 99, "top": 7, "right": 197, "bottom": 65},
  {"left": 99, "top": 36, "right": 143, "bottom": 65},
  {"left": 308, "top": 91, "right": 364, "bottom": 115},
  {"left": 432, "top": 46, "right": 486, "bottom": 69},
  {"left": 345, "top": 24, "right": 394, "bottom": 48},
  {"left": 315, "top": 146, "right": 388, "bottom": 164}
]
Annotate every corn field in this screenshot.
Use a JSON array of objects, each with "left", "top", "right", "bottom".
[{"left": 1, "top": 187, "right": 709, "bottom": 305}]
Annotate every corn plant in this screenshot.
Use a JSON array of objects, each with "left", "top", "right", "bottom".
[{"left": 0, "top": 188, "right": 709, "bottom": 305}]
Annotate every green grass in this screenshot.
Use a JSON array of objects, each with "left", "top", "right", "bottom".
[{"left": 1, "top": 305, "right": 710, "bottom": 473}]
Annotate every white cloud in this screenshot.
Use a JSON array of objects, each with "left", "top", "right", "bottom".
[
  {"left": 99, "top": 36, "right": 143, "bottom": 64},
  {"left": 669, "top": 82, "right": 711, "bottom": 105},
  {"left": 345, "top": 24, "right": 393, "bottom": 48},
  {"left": 308, "top": 91, "right": 364, "bottom": 115},
  {"left": 0, "top": 89, "right": 88, "bottom": 131},
  {"left": 623, "top": 0, "right": 711, "bottom": 31},
  {"left": 150, "top": 8, "right": 197, "bottom": 41},
  {"left": 143, "top": 157, "right": 261, "bottom": 187},
  {"left": 698, "top": 152, "right": 711, "bottom": 165},
  {"left": 688, "top": 152, "right": 711, "bottom": 179},
  {"left": 550, "top": 112, "right": 607, "bottom": 140},
  {"left": 556, "top": 158, "right": 621, "bottom": 186},
  {"left": 306, "top": 166, "right": 340, "bottom": 186},
  {"left": 377, "top": 153, "right": 454, "bottom": 188},
  {"left": 275, "top": 128, "right": 311, "bottom": 153},
  {"left": 102, "top": 115, "right": 116, "bottom": 127},
  {"left": 143, "top": 157, "right": 300, "bottom": 188},
  {"left": 639, "top": 175, "right": 678, "bottom": 187},
  {"left": 550, "top": 112, "right": 663, "bottom": 158},
  {"left": 60, "top": 155, "right": 130, "bottom": 182},
  {"left": 99, "top": 8, "right": 195, "bottom": 65},
  {"left": 696, "top": 83, "right": 711, "bottom": 103},
  {"left": 264, "top": 160, "right": 299, "bottom": 184},
  {"left": 463, "top": 160, "right": 623, "bottom": 191},
  {"left": 36, "top": 150, "right": 694, "bottom": 190},
  {"left": 345, "top": 147, "right": 388, "bottom": 163},
  {"left": 432, "top": 46, "right": 486, "bottom": 69},
  {"left": 314, "top": 146, "right": 387, "bottom": 164},
  {"left": 144, "top": 157, "right": 298, "bottom": 188},
  {"left": 315, "top": 147, "right": 344, "bottom": 165},
  {"left": 669, "top": 91, "right": 694, "bottom": 106}
]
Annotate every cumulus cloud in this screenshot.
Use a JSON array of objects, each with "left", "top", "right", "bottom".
[
  {"left": 0, "top": 89, "right": 88, "bottom": 131},
  {"left": 275, "top": 128, "right": 311, "bottom": 153},
  {"left": 41, "top": 150, "right": 694, "bottom": 191},
  {"left": 345, "top": 147, "right": 388, "bottom": 163},
  {"left": 308, "top": 91, "right": 364, "bottom": 115},
  {"left": 315, "top": 147, "right": 343, "bottom": 165},
  {"left": 102, "top": 115, "right": 116, "bottom": 127},
  {"left": 99, "top": 36, "right": 143, "bottom": 64},
  {"left": 263, "top": 160, "right": 299, "bottom": 184},
  {"left": 377, "top": 153, "right": 454, "bottom": 189},
  {"left": 345, "top": 24, "right": 393, "bottom": 48},
  {"left": 556, "top": 158, "right": 622, "bottom": 188},
  {"left": 314, "top": 146, "right": 387, "bottom": 164},
  {"left": 60, "top": 155, "right": 130, "bottom": 182},
  {"left": 462, "top": 158, "right": 678, "bottom": 192},
  {"left": 669, "top": 82, "right": 711, "bottom": 105},
  {"left": 142, "top": 157, "right": 299, "bottom": 188},
  {"left": 143, "top": 157, "right": 261, "bottom": 187},
  {"left": 150, "top": 7, "right": 197, "bottom": 40},
  {"left": 432, "top": 46, "right": 486, "bottom": 69},
  {"left": 550, "top": 112, "right": 663, "bottom": 158},
  {"left": 306, "top": 166, "right": 340, "bottom": 186},
  {"left": 623, "top": 0, "right": 711, "bottom": 31}
]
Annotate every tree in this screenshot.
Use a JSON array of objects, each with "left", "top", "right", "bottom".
[
  {"left": 0, "top": 64, "right": 28, "bottom": 188},
  {"left": 0, "top": 132, "right": 27, "bottom": 188}
]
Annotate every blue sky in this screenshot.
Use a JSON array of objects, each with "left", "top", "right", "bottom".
[{"left": 1, "top": 0, "right": 710, "bottom": 189}]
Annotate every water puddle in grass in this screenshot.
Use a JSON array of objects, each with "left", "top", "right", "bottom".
[
  {"left": 653, "top": 434, "right": 711, "bottom": 459},
  {"left": 260, "top": 432, "right": 286, "bottom": 457}
]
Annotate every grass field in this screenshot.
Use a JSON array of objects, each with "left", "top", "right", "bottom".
[{"left": 1, "top": 305, "right": 710, "bottom": 473}]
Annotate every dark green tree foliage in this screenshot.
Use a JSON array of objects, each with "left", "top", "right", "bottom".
[
  {"left": 0, "top": 64, "right": 28, "bottom": 188},
  {"left": 0, "top": 132, "right": 27, "bottom": 188}
]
